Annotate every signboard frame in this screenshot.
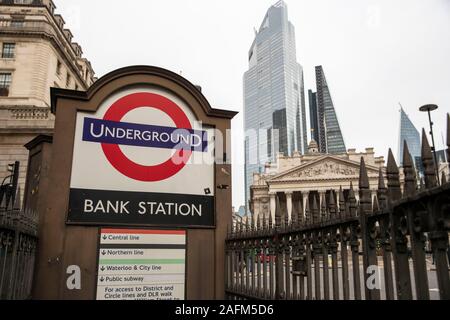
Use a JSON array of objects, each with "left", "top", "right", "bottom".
[
  {"left": 31, "top": 66, "right": 237, "bottom": 300},
  {"left": 94, "top": 227, "right": 188, "bottom": 300}
]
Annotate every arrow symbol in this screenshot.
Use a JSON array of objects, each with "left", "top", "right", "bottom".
[
  {"left": 101, "top": 266, "right": 105, "bottom": 271},
  {"left": 102, "top": 250, "right": 106, "bottom": 255},
  {"left": 100, "top": 277, "right": 104, "bottom": 282},
  {"left": 102, "top": 235, "right": 107, "bottom": 240}
]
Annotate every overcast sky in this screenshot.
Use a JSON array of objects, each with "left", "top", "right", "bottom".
[{"left": 55, "top": 0, "right": 450, "bottom": 209}]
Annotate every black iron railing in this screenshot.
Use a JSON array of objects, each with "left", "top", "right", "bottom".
[
  {"left": 226, "top": 115, "right": 450, "bottom": 300},
  {"left": 0, "top": 163, "right": 38, "bottom": 300}
]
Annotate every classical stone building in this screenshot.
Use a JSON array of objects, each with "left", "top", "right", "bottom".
[
  {"left": 249, "top": 140, "right": 386, "bottom": 222},
  {"left": 0, "top": 0, "right": 95, "bottom": 197},
  {"left": 438, "top": 161, "right": 449, "bottom": 183}
]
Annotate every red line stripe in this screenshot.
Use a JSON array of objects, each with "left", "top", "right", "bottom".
[{"left": 101, "top": 229, "right": 186, "bottom": 235}]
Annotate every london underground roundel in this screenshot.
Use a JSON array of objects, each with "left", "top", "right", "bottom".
[
  {"left": 68, "top": 86, "right": 215, "bottom": 227},
  {"left": 96, "top": 92, "right": 195, "bottom": 182}
]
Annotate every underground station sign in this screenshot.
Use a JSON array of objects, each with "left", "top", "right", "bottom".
[{"left": 67, "top": 87, "right": 215, "bottom": 227}]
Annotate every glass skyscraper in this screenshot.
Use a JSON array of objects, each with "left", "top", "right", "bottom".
[
  {"left": 310, "top": 66, "right": 346, "bottom": 154},
  {"left": 398, "top": 107, "right": 421, "bottom": 167},
  {"left": 308, "top": 89, "right": 319, "bottom": 143},
  {"left": 243, "top": 1, "right": 307, "bottom": 211}
]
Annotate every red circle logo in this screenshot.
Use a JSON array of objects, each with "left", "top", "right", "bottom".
[{"left": 101, "top": 92, "right": 192, "bottom": 182}]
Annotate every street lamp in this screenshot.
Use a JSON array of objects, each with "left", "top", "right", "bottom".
[{"left": 419, "top": 104, "right": 440, "bottom": 184}]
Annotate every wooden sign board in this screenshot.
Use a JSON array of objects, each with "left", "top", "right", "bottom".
[{"left": 30, "top": 66, "right": 237, "bottom": 300}]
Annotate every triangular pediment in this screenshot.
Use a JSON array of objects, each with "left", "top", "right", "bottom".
[{"left": 269, "top": 155, "right": 380, "bottom": 181}]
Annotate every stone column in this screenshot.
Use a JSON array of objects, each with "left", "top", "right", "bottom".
[
  {"left": 269, "top": 192, "right": 276, "bottom": 223},
  {"left": 285, "top": 191, "right": 293, "bottom": 223}
]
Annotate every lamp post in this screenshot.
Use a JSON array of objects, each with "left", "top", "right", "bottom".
[{"left": 419, "top": 104, "right": 440, "bottom": 184}]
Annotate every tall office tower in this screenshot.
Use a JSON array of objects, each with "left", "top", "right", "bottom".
[
  {"left": 243, "top": 1, "right": 307, "bottom": 212},
  {"left": 308, "top": 89, "right": 319, "bottom": 142},
  {"left": 313, "top": 65, "right": 346, "bottom": 154},
  {"left": 0, "top": 0, "right": 95, "bottom": 200},
  {"left": 398, "top": 107, "right": 421, "bottom": 168}
]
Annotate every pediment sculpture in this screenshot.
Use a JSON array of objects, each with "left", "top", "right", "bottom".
[{"left": 283, "top": 160, "right": 359, "bottom": 179}]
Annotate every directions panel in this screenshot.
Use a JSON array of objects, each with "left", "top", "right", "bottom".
[{"left": 96, "top": 228, "right": 186, "bottom": 300}]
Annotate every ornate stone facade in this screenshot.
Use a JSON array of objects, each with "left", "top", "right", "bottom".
[
  {"left": 249, "top": 140, "right": 386, "bottom": 222},
  {"left": 0, "top": 0, "right": 95, "bottom": 200}
]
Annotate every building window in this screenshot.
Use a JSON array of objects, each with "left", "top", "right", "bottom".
[
  {"left": 2, "top": 43, "right": 15, "bottom": 59},
  {"left": 66, "top": 73, "right": 71, "bottom": 88},
  {"left": 0, "top": 73, "right": 12, "bottom": 96},
  {"left": 10, "top": 20, "right": 25, "bottom": 28},
  {"left": 56, "top": 60, "right": 62, "bottom": 76}
]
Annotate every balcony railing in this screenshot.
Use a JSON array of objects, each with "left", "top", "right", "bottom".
[{"left": 0, "top": 20, "right": 55, "bottom": 37}]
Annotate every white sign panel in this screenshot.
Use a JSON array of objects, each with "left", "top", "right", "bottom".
[
  {"left": 96, "top": 228, "right": 186, "bottom": 300},
  {"left": 67, "top": 86, "right": 215, "bottom": 226}
]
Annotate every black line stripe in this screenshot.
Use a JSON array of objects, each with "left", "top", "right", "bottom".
[{"left": 99, "top": 244, "right": 186, "bottom": 249}]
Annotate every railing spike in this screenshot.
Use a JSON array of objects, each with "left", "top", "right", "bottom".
[
  {"left": 263, "top": 210, "right": 267, "bottom": 229},
  {"left": 304, "top": 197, "right": 310, "bottom": 225},
  {"left": 256, "top": 213, "right": 260, "bottom": 231},
  {"left": 377, "top": 168, "right": 388, "bottom": 210},
  {"left": 358, "top": 157, "right": 372, "bottom": 217},
  {"left": 387, "top": 148, "right": 402, "bottom": 202},
  {"left": 359, "top": 156, "right": 370, "bottom": 189},
  {"left": 275, "top": 196, "right": 281, "bottom": 229},
  {"left": 268, "top": 208, "right": 273, "bottom": 229},
  {"left": 261, "top": 214, "right": 264, "bottom": 231},
  {"left": 421, "top": 128, "right": 437, "bottom": 189},
  {"left": 13, "top": 186, "right": 21, "bottom": 211},
  {"left": 348, "top": 181, "right": 357, "bottom": 217},
  {"left": 284, "top": 200, "right": 289, "bottom": 228},
  {"left": 372, "top": 194, "right": 380, "bottom": 212},
  {"left": 297, "top": 198, "right": 303, "bottom": 226},
  {"left": 321, "top": 194, "right": 327, "bottom": 221},
  {"left": 7, "top": 192, "right": 14, "bottom": 211},
  {"left": 339, "top": 186, "right": 346, "bottom": 219},
  {"left": 291, "top": 198, "right": 298, "bottom": 227},
  {"left": 251, "top": 212, "right": 255, "bottom": 232},
  {"left": 312, "top": 194, "right": 319, "bottom": 223},
  {"left": 329, "top": 191, "right": 336, "bottom": 220},
  {"left": 403, "top": 141, "right": 417, "bottom": 196}
]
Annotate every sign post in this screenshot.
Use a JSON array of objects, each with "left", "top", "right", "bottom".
[{"left": 31, "top": 66, "right": 237, "bottom": 299}]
